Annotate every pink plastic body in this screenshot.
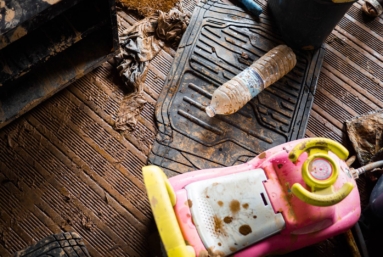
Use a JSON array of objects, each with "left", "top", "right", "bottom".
[{"left": 170, "top": 139, "right": 361, "bottom": 256}]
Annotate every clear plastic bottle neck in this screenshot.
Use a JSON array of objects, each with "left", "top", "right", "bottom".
[{"left": 205, "top": 106, "right": 216, "bottom": 117}]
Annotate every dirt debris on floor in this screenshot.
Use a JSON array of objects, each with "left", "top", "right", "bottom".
[
  {"left": 347, "top": 110, "right": 383, "bottom": 181},
  {"left": 114, "top": 2, "right": 190, "bottom": 131},
  {"left": 118, "top": 0, "right": 180, "bottom": 17}
]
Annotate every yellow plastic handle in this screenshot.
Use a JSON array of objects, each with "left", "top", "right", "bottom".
[
  {"left": 291, "top": 182, "right": 354, "bottom": 207},
  {"left": 143, "top": 165, "right": 195, "bottom": 257},
  {"left": 288, "top": 138, "right": 353, "bottom": 206},
  {"left": 288, "top": 138, "right": 349, "bottom": 163}
]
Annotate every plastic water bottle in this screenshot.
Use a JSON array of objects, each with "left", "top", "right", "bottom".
[{"left": 205, "top": 45, "right": 297, "bottom": 117}]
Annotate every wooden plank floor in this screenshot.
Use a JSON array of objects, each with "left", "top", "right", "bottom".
[{"left": 1, "top": 0, "right": 383, "bottom": 256}]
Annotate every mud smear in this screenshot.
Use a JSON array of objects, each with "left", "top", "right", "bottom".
[
  {"left": 217, "top": 200, "right": 223, "bottom": 207},
  {"left": 208, "top": 246, "right": 225, "bottom": 257},
  {"left": 213, "top": 215, "right": 226, "bottom": 236},
  {"left": 199, "top": 247, "right": 225, "bottom": 257},
  {"left": 230, "top": 246, "right": 237, "bottom": 252},
  {"left": 223, "top": 216, "right": 233, "bottom": 224},
  {"left": 151, "top": 196, "right": 158, "bottom": 207},
  {"left": 81, "top": 215, "right": 94, "bottom": 231},
  {"left": 239, "top": 224, "right": 252, "bottom": 235},
  {"left": 5, "top": 8, "right": 15, "bottom": 22},
  {"left": 187, "top": 199, "right": 192, "bottom": 208},
  {"left": 199, "top": 249, "right": 209, "bottom": 257},
  {"left": 242, "top": 203, "right": 249, "bottom": 209},
  {"left": 230, "top": 200, "right": 240, "bottom": 214},
  {"left": 258, "top": 152, "right": 266, "bottom": 159},
  {"left": 115, "top": 94, "right": 147, "bottom": 131},
  {"left": 241, "top": 52, "right": 249, "bottom": 59}
]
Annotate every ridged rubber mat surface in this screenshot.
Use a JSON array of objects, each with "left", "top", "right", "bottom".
[
  {"left": 0, "top": 0, "right": 382, "bottom": 256},
  {"left": 148, "top": 0, "right": 324, "bottom": 173}
]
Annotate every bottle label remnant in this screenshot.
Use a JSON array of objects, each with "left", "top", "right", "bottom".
[{"left": 236, "top": 67, "right": 264, "bottom": 98}]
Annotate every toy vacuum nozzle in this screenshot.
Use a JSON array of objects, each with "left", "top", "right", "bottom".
[{"left": 351, "top": 160, "right": 383, "bottom": 179}]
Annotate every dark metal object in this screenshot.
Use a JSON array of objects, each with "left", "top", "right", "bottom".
[
  {"left": 0, "top": 0, "right": 119, "bottom": 129},
  {"left": 14, "top": 232, "right": 90, "bottom": 257},
  {"left": 148, "top": 0, "right": 325, "bottom": 175}
]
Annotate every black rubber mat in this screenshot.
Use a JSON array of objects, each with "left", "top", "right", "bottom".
[
  {"left": 148, "top": 0, "right": 325, "bottom": 174},
  {"left": 14, "top": 232, "right": 90, "bottom": 257}
]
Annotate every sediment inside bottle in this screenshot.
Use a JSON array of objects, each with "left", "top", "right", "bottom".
[
  {"left": 251, "top": 45, "right": 297, "bottom": 88},
  {"left": 210, "top": 78, "right": 252, "bottom": 116}
]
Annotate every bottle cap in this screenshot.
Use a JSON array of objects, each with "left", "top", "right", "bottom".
[{"left": 205, "top": 106, "right": 216, "bottom": 117}]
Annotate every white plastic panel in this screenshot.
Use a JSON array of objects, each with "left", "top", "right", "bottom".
[{"left": 185, "top": 168, "right": 285, "bottom": 256}]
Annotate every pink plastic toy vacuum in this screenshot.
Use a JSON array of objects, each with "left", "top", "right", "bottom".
[{"left": 143, "top": 138, "right": 362, "bottom": 257}]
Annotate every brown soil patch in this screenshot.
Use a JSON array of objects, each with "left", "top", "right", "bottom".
[
  {"left": 230, "top": 199, "right": 240, "bottom": 214},
  {"left": 118, "top": 0, "right": 179, "bottom": 17},
  {"left": 239, "top": 224, "right": 252, "bottom": 236},
  {"left": 213, "top": 215, "right": 226, "bottom": 236},
  {"left": 223, "top": 216, "right": 233, "bottom": 224}
]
